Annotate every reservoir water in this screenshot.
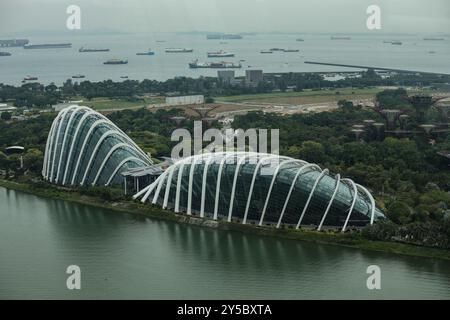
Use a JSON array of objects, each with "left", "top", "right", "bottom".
[
  {"left": 0, "top": 187, "right": 449, "bottom": 299},
  {"left": 1, "top": 33, "right": 449, "bottom": 85}
]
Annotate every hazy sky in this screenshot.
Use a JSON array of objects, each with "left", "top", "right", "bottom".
[{"left": 1, "top": 0, "right": 449, "bottom": 35}]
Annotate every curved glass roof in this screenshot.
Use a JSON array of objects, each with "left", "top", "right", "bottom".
[
  {"left": 42, "top": 105, "right": 152, "bottom": 186},
  {"left": 135, "top": 152, "right": 385, "bottom": 230}
]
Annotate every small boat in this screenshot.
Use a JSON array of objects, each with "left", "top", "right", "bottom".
[
  {"left": 120, "top": 76, "right": 129, "bottom": 79},
  {"left": 72, "top": 74, "right": 85, "bottom": 79},
  {"left": 0, "top": 51, "right": 11, "bottom": 56},
  {"left": 391, "top": 41, "right": 402, "bottom": 45},
  {"left": 103, "top": 59, "right": 128, "bottom": 65},
  {"left": 23, "top": 76, "right": 38, "bottom": 81},
  {"left": 260, "top": 50, "right": 273, "bottom": 54},
  {"left": 283, "top": 49, "right": 300, "bottom": 52},
  {"left": 136, "top": 49, "right": 155, "bottom": 55},
  {"left": 296, "top": 38, "right": 304, "bottom": 42}
]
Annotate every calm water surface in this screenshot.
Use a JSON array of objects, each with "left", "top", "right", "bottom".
[
  {"left": 1, "top": 33, "right": 449, "bottom": 85},
  {"left": 0, "top": 187, "right": 449, "bottom": 299}
]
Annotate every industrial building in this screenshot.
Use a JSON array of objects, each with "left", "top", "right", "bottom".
[
  {"left": 245, "top": 70, "right": 264, "bottom": 86},
  {"left": 0, "top": 103, "right": 17, "bottom": 114},
  {"left": 218, "top": 70, "right": 235, "bottom": 83}
]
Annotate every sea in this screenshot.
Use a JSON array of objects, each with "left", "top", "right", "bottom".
[{"left": 0, "top": 32, "right": 449, "bottom": 86}]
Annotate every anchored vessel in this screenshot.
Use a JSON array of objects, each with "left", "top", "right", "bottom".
[
  {"left": 331, "top": 36, "right": 351, "bottom": 40},
  {"left": 189, "top": 60, "right": 241, "bottom": 69},
  {"left": 24, "top": 43, "right": 72, "bottom": 49},
  {"left": 0, "top": 39, "right": 29, "bottom": 47},
  {"left": 103, "top": 59, "right": 128, "bottom": 65},
  {"left": 165, "top": 48, "right": 193, "bottom": 53},
  {"left": 79, "top": 47, "right": 110, "bottom": 52},
  {"left": 207, "top": 50, "right": 235, "bottom": 58},
  {"left": 207, "top": 34, "right": 243, "bottom": 40},
  {"left": 136, "top": 49, "right": 155, "bottom": 55}
]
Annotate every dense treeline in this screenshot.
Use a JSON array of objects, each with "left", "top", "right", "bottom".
[
  {"left": 231, "top": 94, "right": 450, "bottom": 248},
  {"left": 1, "top": 70, "right": 450, "bottom": 108}
]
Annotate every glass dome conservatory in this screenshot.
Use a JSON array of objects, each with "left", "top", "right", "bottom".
[
  {"left": 134, "top": 152, "right": 385, "bottom": 231},
  {"left": 42, "top": 105, "right": 152, "bottom": 186}
]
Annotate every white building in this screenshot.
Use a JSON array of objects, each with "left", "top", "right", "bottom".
[
  {"left": 165, "top": 95, "right": 204, "bottom": 106},
  {"left": 52, "top": 101, "right": 83, "bottom": 112},
  {"left": 0, "top": 103, "right": 17, "bottom": 113}
]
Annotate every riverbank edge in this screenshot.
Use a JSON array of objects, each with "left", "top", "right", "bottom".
[{"left": 1, "top": 178, "right": 449, "bottom": 261}]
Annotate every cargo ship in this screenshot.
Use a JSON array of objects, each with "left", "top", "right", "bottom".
[
  {"left": 268, "top": 48, "right": 299, "bottom": 53},
  {"left": 79, "top": 47, "right": 110, "bottom": 52},
  {"left": 207, "top": 50, "right": 235, "bottom": 58},
  {"left": 391, "top": 40, "right": 402, "bottom": 45},
  {"left": 103, "top": 59, "right": 128, "bottom": 65},
  {"left": 207, "top": 34, "right": 242, "bottom": 40},
  {"left": 423, "top": 37, "right": 445, "bottom": 41},
  {"left": 72, "top": 74, "right": 85, "bottom": 79},
  {"left": 136, "top": 49, "right": 155, "bottom": 55},
  {"left": 260, "top": 50, "right": 273, "bottom": 54},
  {"left": 165, "top": 48, "right": 193, "bottom": 53},
  {"left": 24, "top": 43, "right": 72, "bottom": 49},
  {"left": 0, "top": 52, "right": 11, "bottom": 56},
  {"left": 0, "top": 39, "right": 29, "bottom": 47},
  {"left": 331, "top": 36, "right": 351, "bottom": 40},
  {"left": 189, "top": 60, "right": 241, "bottom": 69}
]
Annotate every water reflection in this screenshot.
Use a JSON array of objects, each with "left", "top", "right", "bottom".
[{"left": 0, "top": 187, "right": 449, "bottom": 299}]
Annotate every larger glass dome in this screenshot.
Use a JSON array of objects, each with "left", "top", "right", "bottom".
[{"left": 134, "top": 152, "right": 385, "bottom": 231}]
